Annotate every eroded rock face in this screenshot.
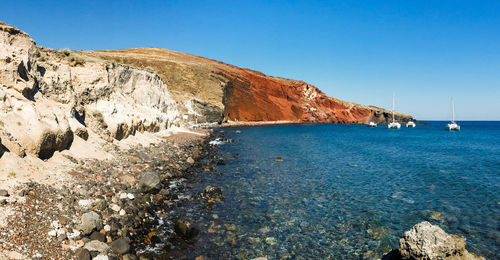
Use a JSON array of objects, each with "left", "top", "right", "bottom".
[
  {"left": 0, "top": 23, "right": 180, "bottom": 159},
  {"left": 384, "top": 221, "right": 485, "bottom": 260}
]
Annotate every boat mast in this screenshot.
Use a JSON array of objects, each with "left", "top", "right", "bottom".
[
  {"left": 392, "top": 93, "right": 395, "bottom": 122},
  {"left": 451, "top": 98, "right": 455, "bottom": 123}
]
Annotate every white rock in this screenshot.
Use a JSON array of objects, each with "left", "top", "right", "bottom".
[
  {"left": 51, "top": 220, "right": 60, "bottom": 229},
  {"left": 104, "top": 225, "right": 111, "bottom": 232},
  {"left": 127, "top": 193, "right": 135, "bottom": 200},
  {"left": 93, "top": 255, "right": 109, "bottom": 260},
  {"left": 68, "top": 230, "right": 81, "bottom": 239},
  {"left": 78, "top": 200, "right": 92, "bottom": 207},
  {"left": 48, "top": 230, "right": 57, "bottom": 237},
  {"left": 119, "top": 193, "right": 128, "bottom": 200},
  {"left": 110, "top": 203, "right": 121, "bottom": 212},
  {"left": 119, "top": 209, "right": 126, "bottom": 216},
  {"left": 57, "top": 228, "right": 66, "bottom": 236}
]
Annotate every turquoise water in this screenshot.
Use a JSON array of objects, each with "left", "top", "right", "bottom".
[{"left": 174, "top": 122, "right": 500, "bottom": 259}]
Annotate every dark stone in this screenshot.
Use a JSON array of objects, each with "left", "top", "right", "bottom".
[
  {"left": 174, "top": 220, "right": 199, "bottom": 240},
  {"left": 381, "top": 249, "right": 401, "bottom": 260},
  {"left": 138, "top": 171, "right": 162, "bottom": 193},
  {"left": 110, "top": 237, "right": 130, "bottom": 255},
  {"left": 150, "top": 235, "right": 162, "bottom": 244},
  {"left": 202, "top": 185, "right": 224, "bottom": 201},
  {"left": 0, "top": 200, "right": 7, "bottom": 206},
  {"left": 122, "top": 254, "right": 138, "bottom": 260},
  {"left": 95, "top": 200, "right": 107, "bottom": 211},
  {"left": 17, "top": 61, "right": 29, "bottom": 81},
  {"left": 159, "top": 189, "right": 170, "bottom": 196},
  {"left": 216, "top": 159, "right": 225, "bottom": 165},
  {"left": 89, "top": 231, "right": 106, "bottom": 242},
  {"left": 75, "top": 248, "right": 91, "bottom": 260}
]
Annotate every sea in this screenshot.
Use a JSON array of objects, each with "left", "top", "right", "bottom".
[{"left": 165, "top": 121, "right": 500, "bottom": 259}]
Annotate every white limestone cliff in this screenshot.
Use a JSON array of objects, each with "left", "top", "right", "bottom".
[{"left": 0, "top": 23, "right": 180, "bottom": 159}]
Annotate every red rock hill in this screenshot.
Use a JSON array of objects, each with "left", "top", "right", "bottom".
[{"left": 82, "top": 48, "right": 412, "bottom": 124}]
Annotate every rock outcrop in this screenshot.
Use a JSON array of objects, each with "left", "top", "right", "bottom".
[
  {"left": 383, "top": 221, "right": 484, "bottom": 260},
  {"left": 0, "top": 23, "right": 180, "bottom": 159},
  {"left": 83, "top": 48, "right": 413, "bottom": 124}
]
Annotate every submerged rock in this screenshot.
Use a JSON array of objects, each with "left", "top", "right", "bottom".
[
  {"left": 429, "top": 211, "right": 442, "bottom": 221},
  {"left": 383, "top": 221, "right": 485, "bottom": 260},
  {"left": 200, "top": 185, "right": 224, "bottom": 201},
  {"left": 174, "top": 219, "right": 199, "bottom": 240}
]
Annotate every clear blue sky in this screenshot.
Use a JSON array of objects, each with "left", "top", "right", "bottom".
[{"left": 2, "top": 0, "right": 499, "bottom": 120}]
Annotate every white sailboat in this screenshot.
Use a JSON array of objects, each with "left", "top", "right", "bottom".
[
  {"left": 388, "top": 94, "right": 401, "bottom": 129},
  {"left": 406, "top": 120, "right": 416, "bottom": 127},
  {"left": 368, "top": 121, "right": 377, "bottom": 127},
  {"left": 446, "top": 98, "right": 460, "bottom": 131}
]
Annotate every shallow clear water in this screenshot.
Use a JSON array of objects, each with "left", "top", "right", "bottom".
[{"left": 176, "top": 122, "right": 500, "bottom": 259}]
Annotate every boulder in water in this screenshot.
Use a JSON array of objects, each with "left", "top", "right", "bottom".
[
  {"left": 383, "top": 221, "right": 485, "bottom": 260},
  {"left": 174, "top": 219, "right": 199, "bottom": 240},
  {"left": 201, "top": 185, "right": 224, "bottom": 201}
]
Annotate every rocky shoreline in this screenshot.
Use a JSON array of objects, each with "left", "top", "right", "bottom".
[
  {"left": 0, "top": 128, "right": 489, "bottom": 260},
  {"left": 0, "top": 130, "right": 219, "bottom": 259}
]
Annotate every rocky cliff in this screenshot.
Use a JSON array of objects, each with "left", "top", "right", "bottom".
[
  {"left": 0, "top": 23, "right": 180, "bottom": 159},
  {"left": 82, "top": 48, "right": 413, "bottom": 124}
]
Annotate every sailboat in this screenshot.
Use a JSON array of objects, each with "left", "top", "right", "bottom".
[
  {"left": 368, "top": 121, "right": 377, "bottom": 127},
  {"left": 446, "top": 98, "right": 460, "bottom": 131},
  {"left": 388, "top": 94, "right": 401, "bottom": 129},
  {"left": 406, "top": 120, "right": 416, "bottom": 128}
]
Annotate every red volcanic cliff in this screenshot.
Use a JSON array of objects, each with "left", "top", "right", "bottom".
[
  {"left": 222, "top": 68, "right": 387, "bottom": 124},
  {"left": 83, "top": 48, "right": 412, "bottom": 124}
]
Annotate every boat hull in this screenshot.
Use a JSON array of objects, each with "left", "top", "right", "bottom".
[
  {"left": 388, "top": 122, "right": 401, "bottom": 129},
  {"left": 446, "top": 123, "right": 460, "bottom": 131}
]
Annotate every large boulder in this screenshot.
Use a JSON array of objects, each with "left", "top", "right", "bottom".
[{"left": 383, "top": 221, "right": 485, "bottom": 260}]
